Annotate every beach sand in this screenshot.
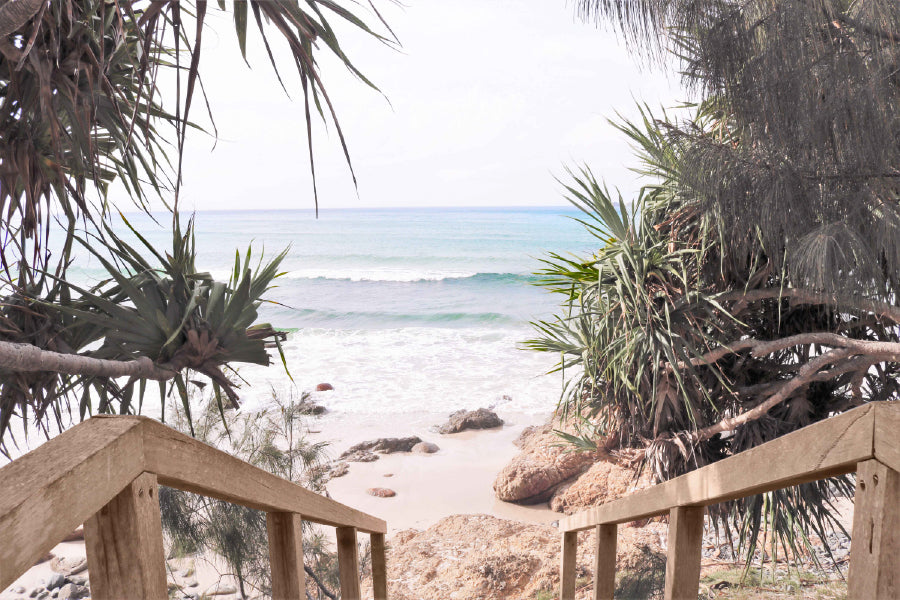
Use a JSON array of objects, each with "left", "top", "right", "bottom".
[{"left": 317, "top": 409, "right": 559, "bottom": 534}]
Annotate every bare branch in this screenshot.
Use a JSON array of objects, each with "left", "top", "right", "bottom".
[{"left": 0, "top": 340, "right": 176, "bottom": 381}]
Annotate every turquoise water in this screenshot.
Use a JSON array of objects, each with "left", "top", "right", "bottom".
[{"left": 71, "top": 207, "right": 598, "bottom": 415}]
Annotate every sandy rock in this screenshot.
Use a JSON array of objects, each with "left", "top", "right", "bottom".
[
  {"left": 56, "top": 584, "right": 87, "bottom": 600},
  {"left": 340, "top": 436, "right": 422, "bottom": 462},
  {"left": 203, "top": 584, "right": 237, "bottom": 596},
  {"left": 341, "top": 449, "right": 380, "bottom": 462},
  {"left": 359, "top": 514, "right": 665, "bottom": 600},
  {"left": 315, "top": 382, "right": 334, "bottom": 391},
  {"left": 367, "top": 487, "right": 397, "bottom": 497},
  {"left": 411, "top": 441, "right": 439, "bottom": 454},
  {"left": 493, "top": 424, "right": 595, "bottom": 504},
  {"left": 549, "top": 457, "right": 650, "bottom": 514},
  {"left": 437, "top": 408, "right": 503, "bottom": 434},
  {"left": 50, "top": 557, "right": 86, "bottom": 576}
]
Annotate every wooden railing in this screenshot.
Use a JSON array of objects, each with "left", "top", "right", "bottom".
[
  {"left": 0, "top": 415, "right": 388, "bottom": 600},
  {"left": 558, "top": 401, "right": 900, "bottom": 600}
]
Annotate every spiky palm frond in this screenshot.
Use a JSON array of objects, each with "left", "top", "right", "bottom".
[{"left": 530, "top": 106, "right": 899, "bottom": 566}]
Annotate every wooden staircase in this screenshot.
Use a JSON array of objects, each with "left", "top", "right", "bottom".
[
  {"left": 558, "top": 402, "right": 900, "bottom": 599},
  {"left": 0, "top": 415, "right": 387, "bottom": 599}
]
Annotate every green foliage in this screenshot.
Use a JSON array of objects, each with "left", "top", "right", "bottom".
[
  {"left": 0, "top": 0, "right": 394, "bottom": 450},
  {"left": 529, "top": 103, "right": 895, "bottom": 566},
  {"left": 159, "top": 391, "right": 337, "bottom": 599}
]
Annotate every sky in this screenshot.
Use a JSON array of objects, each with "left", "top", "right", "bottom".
[{"left": 163, "top": 1, "right": 686, "bottom": 211}]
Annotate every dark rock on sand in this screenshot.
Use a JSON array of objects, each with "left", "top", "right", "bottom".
[
  {"left": 315, "top": 382, "right": 334, "bottom": 391},
  {"left": 437, "top": 408, "right": 503, "bottom": 434},
  {"left": 340, "top": 436, "right": 423, "bottom": 463},
  {"left": 367, "top": 487, "right": 397, "bottom": 498}
]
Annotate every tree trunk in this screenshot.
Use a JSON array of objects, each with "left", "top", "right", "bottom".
[{"left": 0, "top": 340, "right": 175, "bottom": 381}]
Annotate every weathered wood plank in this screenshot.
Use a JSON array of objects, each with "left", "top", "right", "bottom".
[
  {"left": 336, "top": 526, "right": 361, "bottom": 600},
  {"left": 848, "top": 459, "right": 900, "bottom": 599},
  {"left": 663, "top": 506, "right": 704, "bottom": 600},
  {"left": 370, "top": 532, "right": 388, "bottom": 600},
  {"left": 140, "top": 418, "right": 386, "bottom": 533},
  {"left": 560, "top": 531, "right": 578, "bottom": 600},
  {"left": 592, "top": 524, "right": 616, "bottom": 600},
  {"left": 562, "top": 404, "right": 877, "bottom": 532},
  {"left": 83, "top": 472, "right": 167, "bottom": 600},
  {"left": 267, "top": 512, "right": 306, "bottom": 600},
  {"left": 873, "top": 401, "right": 900, "bottom": 474},
  {"left": 0, "top": 417, "right": 145, "bottom": 588}
]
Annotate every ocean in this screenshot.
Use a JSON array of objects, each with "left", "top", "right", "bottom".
[{"left": 69, "top": 206, "right": 598, "bottom": 422}]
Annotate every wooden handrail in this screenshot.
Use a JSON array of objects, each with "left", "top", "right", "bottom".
[
  {"left": 558, "top": 401, "right": 900, "bottom": 599},
  {"left": 0, "top": 415, "right": 388, "bottom": 599}
]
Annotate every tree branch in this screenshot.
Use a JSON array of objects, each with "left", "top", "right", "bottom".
[
  {"left": 719, "top": 288, "right": 900, "bottom": 324},
  {"left": 694, "top": 347, "right": 883, "bottom": 441},
  {"left": 0, "top": 340, "right": 176, "bottom": 380}
]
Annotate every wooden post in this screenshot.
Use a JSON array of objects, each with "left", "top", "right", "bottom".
[
  {"left": 371, "top": 532, "right": 388, "bottom": 600},
  {"left": 663, "top": 506, "right": 704, "bottom": 600},
  {"left": 849, "top": 459, "right": 900, "bottom": 598},
  {"left": 560, "top": 530, "right": 578, "bottom": 600},
  {"left": 593, "top": 524, "right": 617, "bottom": 600},
  {"left": 267, "top": 512, "right": 306, "bottom": 600},
  {"left": 336, "top": 526, "right": 361, "bottom": 600},
  {"left": 83, "top": 472, "right": 167, "bottom": 600}
]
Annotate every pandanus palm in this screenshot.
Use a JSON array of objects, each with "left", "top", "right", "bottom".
[{"left": 0, "top": 0, "right": 395, "bottom": 453}]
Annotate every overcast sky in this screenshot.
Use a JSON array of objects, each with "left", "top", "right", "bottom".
[{"left": 166, "top": 1, "right": 685, "bottom": 211}]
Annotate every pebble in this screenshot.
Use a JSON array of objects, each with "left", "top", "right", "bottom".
[
  {"left": 47, "top": 575, "right": 66, "bottom": 591},
  {"left": 367, "top": 487, "right": 397, "bottom": 498},
  {"left": 13, "top": 587, "right": 25, "bottom": 595}
]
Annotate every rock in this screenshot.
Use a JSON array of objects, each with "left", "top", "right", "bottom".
[
  {"left": 437, "top": 408, "right": 503, "bottom": 434},
  {"left": 13, "top": 587, "right": 25, "bottom": 595},
  {"left": 329, "top": 462, "right": 350, "bottom": 477},
  {"left": 493, "top": 423, "right": 595, "bottom": 504},
  {"left": 28, "top": 588, "right": 42, "bottom": 598},
  {"left": 37, "top": 592, "right": 49, "bottom": 600},
  {"left": 46, "top": 575, "right": 66, "bottom": 591},
  {"left": 297, "top": 402, "right": 327, "bottom": 415},
  {"left": 549, "top": 458, "right": 649, "bottom": 514},
  {"left": 358, "top": 514, "right": 665, "bottom": 600},
  {"left": 315, "top": 382, "right": 334, "bottom": 391},
  {"left": 340, "top": 436, "right": 422, "bottom": 461},
  {"left": 50, "top": 557, "right": 86, "bottom": 576},
  {"left": 56, "top": 584, "right": 87, "bottom": 600},
  {"left": 68, "top": 577, "right": 86, "bottom": 587},
  {"left": 367, "top": 487, "right": 397, "bottom": 497},
  {"left": 411, "top": 441, "right": 439, "bottom": 454},
  {"left": 203, "top": 584, "right": 237, "bottom": 596},
  {"left": 340, "top": 449, "right": 380, "bottom": 463},
  {"left": 186, "top": 579, "right": 199, "bottom": 588}
]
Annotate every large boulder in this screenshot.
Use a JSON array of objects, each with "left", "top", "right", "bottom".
[
  {"left": 437, "top": 408, "right": 503, "bottom": 434},
  {"left": 358, "top": 514, "right": 665, "bottom": 600},
  {"left": 493, "top": 424, "right": 595, "bottom": 504},
  {"left": 549, "top": 457, "right": 650, "bottom": 514},
  {"left": 494, "top": 425, "right": 595, "bottom": 504}
]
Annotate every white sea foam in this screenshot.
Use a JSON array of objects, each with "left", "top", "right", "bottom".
[{"left": 235, "top": 327, "right": 566, "bottom": 417}]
